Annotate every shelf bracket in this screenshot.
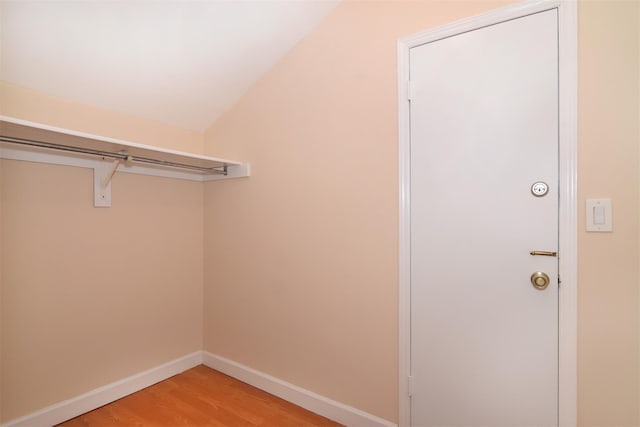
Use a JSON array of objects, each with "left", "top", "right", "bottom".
[{"left": 94, "top": 153, "right": 131, "bottom": 207}]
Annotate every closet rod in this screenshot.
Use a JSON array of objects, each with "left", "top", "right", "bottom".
[{"left": 0, "top": 136, "right": 228, "bottom": 175}]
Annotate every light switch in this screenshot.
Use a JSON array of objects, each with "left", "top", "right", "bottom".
[
  {"left": 586, "top": 199, "right": 612, "bottom": 232},
  {"left": 593, "top": 206, "right": 605, "bottom": 225}
]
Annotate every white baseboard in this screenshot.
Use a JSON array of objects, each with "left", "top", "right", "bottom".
[
  {"left": 202, "top": 351, "right": 397, "bottom": 427},
  {"left": 3, "top": 351, "right": 396, "bottom": 427},
  {"left": 1, "top": 352, "right": 203, "bottom": 427}
]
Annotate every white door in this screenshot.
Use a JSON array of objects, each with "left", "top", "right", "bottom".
[{"left": 410, "top": 10, "right": 558, "bottom": 426}]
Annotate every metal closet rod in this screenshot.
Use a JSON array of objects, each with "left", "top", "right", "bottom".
[{"left": 0, "top": 135, "right": 228, "bottom": 175}]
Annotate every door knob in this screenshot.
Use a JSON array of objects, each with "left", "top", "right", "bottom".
[{"left": 530, "top": 271, "right": 550, "bottom": 290}]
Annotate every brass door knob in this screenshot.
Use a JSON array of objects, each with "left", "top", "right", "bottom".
[{"left": 531, "top": 272, "right": 550, "bottom": 290}]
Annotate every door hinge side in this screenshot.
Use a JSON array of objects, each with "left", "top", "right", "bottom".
[
  {"left": 408, "top": 375, "right": 414, "bottom": 397},
  {"left": 407, "top": 80, "right": 413, "bottom": 101}
]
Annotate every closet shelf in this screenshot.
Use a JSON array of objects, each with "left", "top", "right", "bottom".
[
  {"left": 0, "top": 116, "right": 250, "bottom": 207},
  {"left": 0, "top": 116, "right": 249, "bottom": 177}
]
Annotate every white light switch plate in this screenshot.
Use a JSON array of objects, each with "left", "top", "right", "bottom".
[{"left": 586, "top": 198, "right": 612, "bottom": 232}]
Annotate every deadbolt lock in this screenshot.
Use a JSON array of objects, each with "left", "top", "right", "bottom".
[{"left": 530, "top": 271, "right": 550, "bottom": 290}]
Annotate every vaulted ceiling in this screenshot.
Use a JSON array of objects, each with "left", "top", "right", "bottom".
[{"left": 1, "top": 1, "right": 340, "bottom": 132}]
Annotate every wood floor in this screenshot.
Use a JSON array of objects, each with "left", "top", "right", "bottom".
[{"left": 56, "top": 365, "right": 344, "bottom": 427}]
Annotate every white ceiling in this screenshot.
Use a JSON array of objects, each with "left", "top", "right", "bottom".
[{"left": 1, "top": 1, "right": 339, "bottom": 132}]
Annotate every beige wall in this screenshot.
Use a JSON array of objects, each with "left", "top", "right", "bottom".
[
  {"left": 202, "top": 0, "right": 510, "bottom": 422},
  {"left": 203, "top": 0, "right": 640, "bottom": 424},
  {"left": 0, "top": 82, "right": 213, "bottom": 421},
  {"left": 578, "top": 1, "right": 640, "bottom": 425},
  {"left": 0, "top": 85, "right": 206, "bottom": 421},
  {"left": 0, "top": 82, "right": 205, "bottom": 155},
  {"left": 0, "top": 161, "right": 204, "bottom": 422}
]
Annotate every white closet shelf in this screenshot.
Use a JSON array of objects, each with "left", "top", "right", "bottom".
[
  {"left": 0, "top": 116, "right": 249, "bottom": 178},
  {"left": 0, "top": 116, "right": 250, "bottom": 207}
]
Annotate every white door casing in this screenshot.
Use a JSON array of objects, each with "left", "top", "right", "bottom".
[{"left": 397, "top": 1, "right": 577, "bottom": 426}]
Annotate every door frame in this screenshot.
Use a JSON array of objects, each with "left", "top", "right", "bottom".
[{"left": 397, "top": 0, "right": 578, "bottom": 425}]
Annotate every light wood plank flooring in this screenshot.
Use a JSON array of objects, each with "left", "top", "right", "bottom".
[{"left": 56, "top": 365, "right": 344, "bottom": 427}]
